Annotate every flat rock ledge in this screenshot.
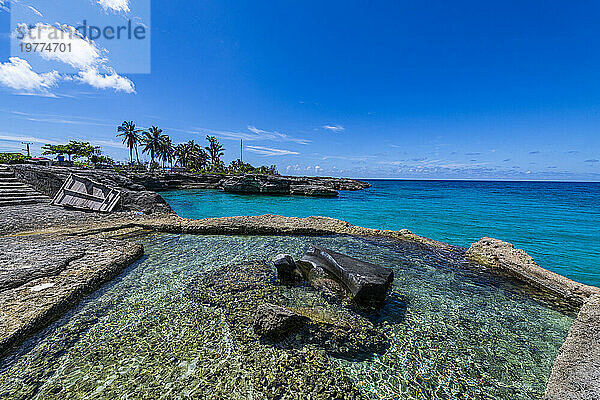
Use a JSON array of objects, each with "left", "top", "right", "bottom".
[
  {"left": 543, "top": 295, "right": 600, "bottom": 400},
  {"left": 0, "top": 236, "right": 143, "bottom": 355},
  {"left": 466, "top": 237, "right": 600, "bottom": 306},
  {"left": 136, "top": 214, "right": 451, "bottom": 249}
]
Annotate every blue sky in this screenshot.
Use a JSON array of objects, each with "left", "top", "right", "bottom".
[{"left": 1, "top": 0, "right": 599, "bottom": 180}]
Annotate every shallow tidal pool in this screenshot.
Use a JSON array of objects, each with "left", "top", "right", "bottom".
[{"left": 0, "top": 234, "right": 574, "bottom": 399}]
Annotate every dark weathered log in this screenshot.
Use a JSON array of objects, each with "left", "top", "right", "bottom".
[{"left": 297, "top": 245, "right": 394, "bottom": 307}]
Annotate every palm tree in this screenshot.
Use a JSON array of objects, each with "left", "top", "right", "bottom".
[
  {"left": 141, "top": 126, "right": 163, "bottom": 170},
  {"left": 158, "top": 135, "right": 173, "bottom": 170},
  {"left": 175, "top": 140, "right": 208, "bottom": 171},
  {"left": 190, "top": 146, "right": 209, "bottom": 171},
  {"left": 116, "top": 121, "right": 142, "bottom": 165},
  {"left": 205, "top": 135, "right": 224, "bottom": 171},
  {"left": 174, "top": 142, "right": 190, "bottom": 169}
]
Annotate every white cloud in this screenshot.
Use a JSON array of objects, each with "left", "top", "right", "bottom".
[
  {"left": 76, "top": 67, "right": 135, "bottom": 93},
  {"left": 26, "top": 5, "right": 43, "bottom": 17},
  {"left": 10, "top": 23, "right": 135, "bottom": 93},
  {"left": 246, "top": 145, "right": 299, "bottom": 156},
  {"left": 181, "top": 125, "right": 310, "bottom": 145},
  {"left": 247, "top": 126, "right": 310, "bottom": 144},
  {"left": 0, "top": 1, "right": 8, "bottom": 13},
  {"left": 92, "top": 139, "right": 126, "bottom": 148},
  {"left": 0, "top": 133, "right": 63, "bottom": 145},
  {"left": 18, "top": 23, "right": 104, "bottom": 70},
  {"left": 7, "top": 110, "right": 114, "bottom": 126},
  {"left": 0, "top": 57, "right": 59, "bottom": 94},
  {"left": 97, "top": 0, "right": 130, "bottom": 13},
  {"left": 323, "top": 124, "right": 344, "bottom": 133}
]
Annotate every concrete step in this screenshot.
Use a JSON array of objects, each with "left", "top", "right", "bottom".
[
  {"left": 0, "top": 198, "right": 49, "bottom": 207},
  {"left": 0, "top": 188, "right": 39, "bottom": 194},
  {"left": 0, "top": 189, "right": 40, "bottom": 196},
  {"left": 0, "top": 181, "right": 22, "bottom": 187},
  {"left": 0, "top": 172, "right": 15, "bottom": 178},
  {"left": 0, "top": 192, "right": 47, "bottom": 199},
  {"left": 0, "top": 183, "right": 29, "bottom": 189}
]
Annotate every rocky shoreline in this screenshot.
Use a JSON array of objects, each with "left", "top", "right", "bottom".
[{"left": 11, "top": 165, "right": 371, "bottom": 208}]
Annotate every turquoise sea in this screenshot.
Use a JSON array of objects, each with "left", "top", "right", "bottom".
[{"left": 162, "top": 180, "right": 600, "bottom": 287}]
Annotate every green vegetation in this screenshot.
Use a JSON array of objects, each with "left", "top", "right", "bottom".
[
  {"left": 33, "top": 121, "right": 279, "bottom": 174},
  {"left": 42, "top": 141, "right": 100, "bottom": 162},
  {"left": 205, "top": 135, "right": 225, "bottom": 172},
  {"left": 174, "top": 140, "right": 207, "bottom": 171},
  {"left": 0, "top": 153, "right": 29, "bottom": 164},
  {"left": 140, "top": 126, "right": 163, "bottom": 170},
  {"left": 227, "top": 159, "right": 278, "bottom": 175}
]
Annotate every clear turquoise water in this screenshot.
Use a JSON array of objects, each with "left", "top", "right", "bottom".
[
  {"left": 0, "top": 234, "right": 574, "bottom": 399},
  {"left": 161, "top": 180, "right": 600, "bottom": 287}
]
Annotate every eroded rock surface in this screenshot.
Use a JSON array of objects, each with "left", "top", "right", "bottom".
[
  {"left": 0, "top": 235, "right": 143, "bottom": 355},
  {"left": 289, "top": 184, "right": 338, "bottom": 197},
  {"left": 467, "top": 237, "right": 600, "bottom": 305},
  {"left": 222, "top": 175, "right": 340, "bottom": 197},
  {"left": 0, "top": 202, "right": 140, "bottom": 235},
  {"left": 544, "top": 295, "right": 600, "bottom": 400}
]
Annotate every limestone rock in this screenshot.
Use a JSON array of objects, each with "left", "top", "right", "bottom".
[
  {"left": 466, "top": 237, "right": 600, "bottom": 306},
  {"left": 222, "top": 175, "right": 289, "bottom": 194},
  {"left": 543, "top": 295, "right": 600, "bottom": 400},
  {"left": 289, "top": 184, "right": 338, "bottom": 197}
]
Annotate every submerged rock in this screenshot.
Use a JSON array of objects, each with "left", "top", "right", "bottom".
[
  {"left": 186, "top": 261, "right": 368, "bottom": 399},
  {"left": 273, "top": 254, "right": 304, "bottom": 285},
  {"left": 253, "top": 303, "right": 309, "bottom": 340},
  {"left": 187, "top": 261, "right": 389, "bottom": 361},
  {"left": 297, "top": 245, "right": 394, "bottom": 308}
]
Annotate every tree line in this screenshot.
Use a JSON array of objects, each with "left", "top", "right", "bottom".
[
  {"left": 38, "top": 121, "right": 278, "bottom": 175},
  {"left": 116, "top": 121, "right": 228, "bottom": 173}
]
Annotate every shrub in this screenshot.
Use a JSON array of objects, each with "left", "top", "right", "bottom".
[{"left": 0, "top": 153, "right": 28, "bottom": 164}]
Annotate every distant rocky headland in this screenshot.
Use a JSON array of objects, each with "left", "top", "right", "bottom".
[{"left": 129, "top": 170, "right": 371, "bottom": 195}]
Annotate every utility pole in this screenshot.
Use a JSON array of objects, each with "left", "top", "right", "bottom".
[
  {"left": 22, "top": 142, "right": 32, "bottom": 157},
  {"left": 240, "top": 139, "right": 243, "bottom": 163}
]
